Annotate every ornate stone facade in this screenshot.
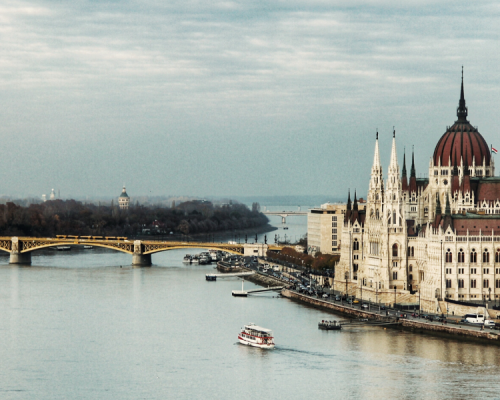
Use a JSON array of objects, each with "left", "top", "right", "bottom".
[{"left": 335, "top": 74, "right": 500, "bottom": 313}]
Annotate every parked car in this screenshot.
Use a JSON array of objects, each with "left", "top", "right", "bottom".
[
  {"left": 380, "top": 305, "right": 387, "bottom": 310},
  {"left": 335, "top": 295, "right": 341, "bottom": 301},
  {"left": 361, "top": 304, "right": 369, "bottom": 310},
  {"left": 484, "top": 320, "right": 495, "bottom": 328},
  {"left": 353, "top": 299, "right": 360, "bottom": 304},
  {"left": 322, "top": 293, "right": 329, "bottom": 299}
]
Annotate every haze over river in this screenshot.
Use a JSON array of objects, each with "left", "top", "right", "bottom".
[{"left": 1, "top": 208, "right": 500, "bottom": 399}]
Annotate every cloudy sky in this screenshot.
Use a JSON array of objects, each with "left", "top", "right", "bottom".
[{"left": 1, "top": 0, "right": 499, "bottom": 200}]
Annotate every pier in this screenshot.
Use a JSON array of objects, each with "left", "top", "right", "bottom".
[{"left": 205, "top": 272, "right": 255, "bottom": 281}]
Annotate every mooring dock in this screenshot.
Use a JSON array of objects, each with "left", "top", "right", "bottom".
[
  {"left": 232, "top": 286, "right": 284, "bottom": 297},
  {"left": 205, "top": 272, "right": 255, "bottom": 281}
]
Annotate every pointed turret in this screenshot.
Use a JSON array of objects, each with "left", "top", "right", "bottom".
[
  {"left": 435, "top": 194, "right": 442, "bottom": 215},
  {"left": 347, "top": 189, "right": 352, "bottom": 210},
  {"left": 353, "top": 190, "right": 358, "bottom": 211},
  {"left": 409, "top": 147, "right": 417, "bottom": 193},
  {"left": 402, "top": 150, "right": 408, "bottom": 191},
  {"left": 456, "top": 66, "right": 468, "bottom": 123},
  {"left": 389, "top": 128, "right": 398, "bottom": 171},
  {"left": 443, "top": 193, "right": 453, "bottom": 231},
  {"left": 373, "top": 131, "right": 381, "bottom": 169}
]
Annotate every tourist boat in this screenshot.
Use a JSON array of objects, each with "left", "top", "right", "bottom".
[
  {"left": 191, "top": 255, "right": 200, "bottom": 264},
  {"left": 205, "top": 274, "right": 217, "bottom": 281},
  {"left": 318, "top": 320, "right": 342, "bottom": 330},
  {"left": 183, "top": 254, "right": 192, "bottom": 263},
  {"left": 238, "top": 323, "right": 275, "bottom": 349},
  {"left": 83, "top": 245, "right": 94, "bottom": 249}
]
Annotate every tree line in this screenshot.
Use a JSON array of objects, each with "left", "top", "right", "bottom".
[{"left": 0, "top": 199, "right": 269, "bottom": 238}]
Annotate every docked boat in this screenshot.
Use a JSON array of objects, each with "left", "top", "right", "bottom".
[
  {"left": 238, "top": 323, "right": 275, "bottom": 349},
  {"left": 191, "top": 255, "right": 200, "bottom": 264},
  {"left": 83, "top": 245, "right": 94, "bottom": 249},
  {"left": 183, "top": 254, "right": 192, "bottom": 263},
  {"left": 318, "top": 320, "right": 342, "bottom": 330},
  {"left": 205, "top": 274, "right": 217, "bottom": 281}
]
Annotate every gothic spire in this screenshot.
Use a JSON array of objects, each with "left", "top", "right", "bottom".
[
  {"left": 353, "top": 190, "right": 358, "bottom": 211},
  {"left": 457, "top": 66, "right": 468, "bottom": 122},
  {"left": 389, "top": 128, "right": 398, "bottom": 171},
  {"left": 402, "top": 149, "right": 407, "bottom": 178},
  {"left": 436, "top": 194, "right": 442, "bottom": 215},
  {"left": 372, "top": 131, "right": 381, "bottom": 169},
  {"left": 410, "top": 146, "right": 416, "bottom": 178},
  {"left": 445, "top": 193, "right": 451, "bottom": 216},
  {"left": 347, "top": 189, "right": 352, "bottom": 210}
]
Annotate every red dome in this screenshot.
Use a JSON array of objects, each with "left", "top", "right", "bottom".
[
  {"left": 433, "top": 122, "right": 491, "bottom": 167},
  {"left": 433, "top": 72, "right": 491, "bottom": 168}
]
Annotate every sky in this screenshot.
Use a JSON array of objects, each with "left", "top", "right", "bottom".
[{"left": 1, "top": 0, "right": 500, "bottom": 200}]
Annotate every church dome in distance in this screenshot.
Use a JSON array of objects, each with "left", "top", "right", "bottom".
[{"left": 432, "top": 72, "right": 491, "bottom": 168}]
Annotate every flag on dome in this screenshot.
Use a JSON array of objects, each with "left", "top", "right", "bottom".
[{"left": 492, "top": 145, "right": 498, "bottom": 154}]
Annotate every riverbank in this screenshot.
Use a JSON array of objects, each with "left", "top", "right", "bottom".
[
  {"left": 280, "top": 288, "right": 500, "bottom": 345},
  {"left": 132, "top": 223, "right": 277, "bottom": 242}
]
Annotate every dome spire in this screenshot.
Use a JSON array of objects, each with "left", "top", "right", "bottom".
[{"left": 457, "top": 66, "right": 468, "bottom": 122}]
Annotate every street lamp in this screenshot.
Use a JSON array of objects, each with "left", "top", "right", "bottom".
[
  {"left": 489, "top": 287, "right": 492, "bottom": 303},
  {"left": 394, "top": 286, "right": 397, "bottom": 309}
]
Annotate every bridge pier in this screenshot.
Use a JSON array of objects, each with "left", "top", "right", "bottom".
[
  {"left": 9, "top": 237, "right": 32, "bottom": 265},
  {"left": 132, "top": 253, "right": 152, "bottom": 266},
  {"left": 281, "top": 216, "right": 286, "bottom": 224},
  {"left": 10, "top": 252, "right": 31, "bottom": 265}
]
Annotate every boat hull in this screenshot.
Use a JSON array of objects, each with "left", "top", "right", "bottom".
[{"left": 238, "top": 336, "right": 275, "bottom": 349}]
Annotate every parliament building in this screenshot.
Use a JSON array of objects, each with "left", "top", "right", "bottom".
[{"left": 334, "top": 74, "right": 500, "bottom": 314}]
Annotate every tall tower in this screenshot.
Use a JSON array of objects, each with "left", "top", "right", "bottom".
[
  {"left": 385, "top": 129, "right": 403, "bottom": 227},
  {"left": 118, "top": 186, "right": 130, "bottom": 210},
  {"left": 367, "top": 132, "right": 384, "bottom": 222}
]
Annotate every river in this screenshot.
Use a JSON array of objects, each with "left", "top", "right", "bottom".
[{"left": 0, "top": 208, "right": 499, "bottom": 399}]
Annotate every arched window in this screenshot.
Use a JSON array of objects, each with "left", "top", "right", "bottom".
[
  {"left": 496, "top": 249, "right": 500, "bottom": 263},
  {"left": 458, "top": 249, "right": 464, "bottom": 263},
  {"left": 470, "top": 249, "right": 477, "bottom": 263},
  {"left": 393, "top": 212, "right": 396, "bottom": 224},
  {"left": 411, "top": 247, "right": 414, "bottom": 257},
  {"left": 392, "top": 244, "right": 398, "bottom": 257},
  {"left": 409, "top": 274, "right": 413, "bottom": 280},
  {"left": 353, "top": 239, "right": 359, "bottom": 251},
  {"left": 409, "top": 265, "right": 413, "bottom": 272},
  {"left": 483, "top": 249, "right": 490, "bottom": 263},
  {"left": 376, "top": 209, "right": 380, "bottom": 219},
  {"left": 446, "top": 249, "right": 452, "bottom": 263}
]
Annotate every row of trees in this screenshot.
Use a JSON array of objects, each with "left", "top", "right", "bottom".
[
  {"left": 267, "top": 246, "right": 339, "bottom": 271},
  {"left": 0, "top": 199, "right": 269, "bottom": 237}
]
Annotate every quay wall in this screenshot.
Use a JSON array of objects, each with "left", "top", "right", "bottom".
[{"left": 280, "top": 289, "right": 500, "bottom": 345}]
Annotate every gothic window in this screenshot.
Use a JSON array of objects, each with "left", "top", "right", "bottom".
[
  {"left": 446, "top": 279, "right": 452, "bottom": 288},
  {"left": 393, "top": 212, "right": 396, "bottom": 223},
  {"left": 376, "top": 209, "right": 379, "bottom": 219},
  {"left": 496, "top": 279, "right": 500, "bottom": 289},
  {"left": 392, "top": 244, "right": 398, "bottom": 257},
  {"left": 470, "top": 249, "right": 477, "bottom": 263},
  {"left": 458, "top": 249, "right": 464, "bottom": 263},
  {"left": 409, "top": 274, "right": 413, "bottom": 280},
  {"left": 471, "top": 279, "right": 477, "bottom": 288},
  {"left": 411, "top": 247, "right": 415, "bottom": 257},
  {"left": 483, "top": 249, "right": 490, "bottom": 263},
  {"left": 409, "top": 265, "right": 413, "bottom": 272},
  {"left": 483, "top": 279, "right": 489, "bottom": 288},
  {"left": 392, "top": 271, "right": 398, "bottom": 280},
  {"left": 353, "top": 264, "right": 358, "bottom": 272},
  {"left": 458, "top": 279, "right": 464, "bottom": 288},
  {"left": 446, "top": 249, "right": 452, "bottom": 263},
  {"left": 353, "top": 239, "right": 359, "bottom": 251},
  {"left": 496, "top": 249, "right": 500, "bottom": 263}
]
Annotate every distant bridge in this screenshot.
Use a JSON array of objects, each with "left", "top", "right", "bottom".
[
  {"left": 262, "top": 211, "right": 307, "bottom": 224},
  {"left": 0, "top": 236, "right": 283, "bottom": 266}
]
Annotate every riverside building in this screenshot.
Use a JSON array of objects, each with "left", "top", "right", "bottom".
[{"left": 334, "top": 73, "right": 500, "bottom": 313}]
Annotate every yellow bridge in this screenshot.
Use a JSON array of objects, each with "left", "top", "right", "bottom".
[{"left": 0, "top": 236, "right": 283, "bottom": 266}]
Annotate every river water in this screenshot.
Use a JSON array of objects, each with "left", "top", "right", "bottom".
[{"left": 1, "top": 210, "right": 500, "bottom": 399}]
